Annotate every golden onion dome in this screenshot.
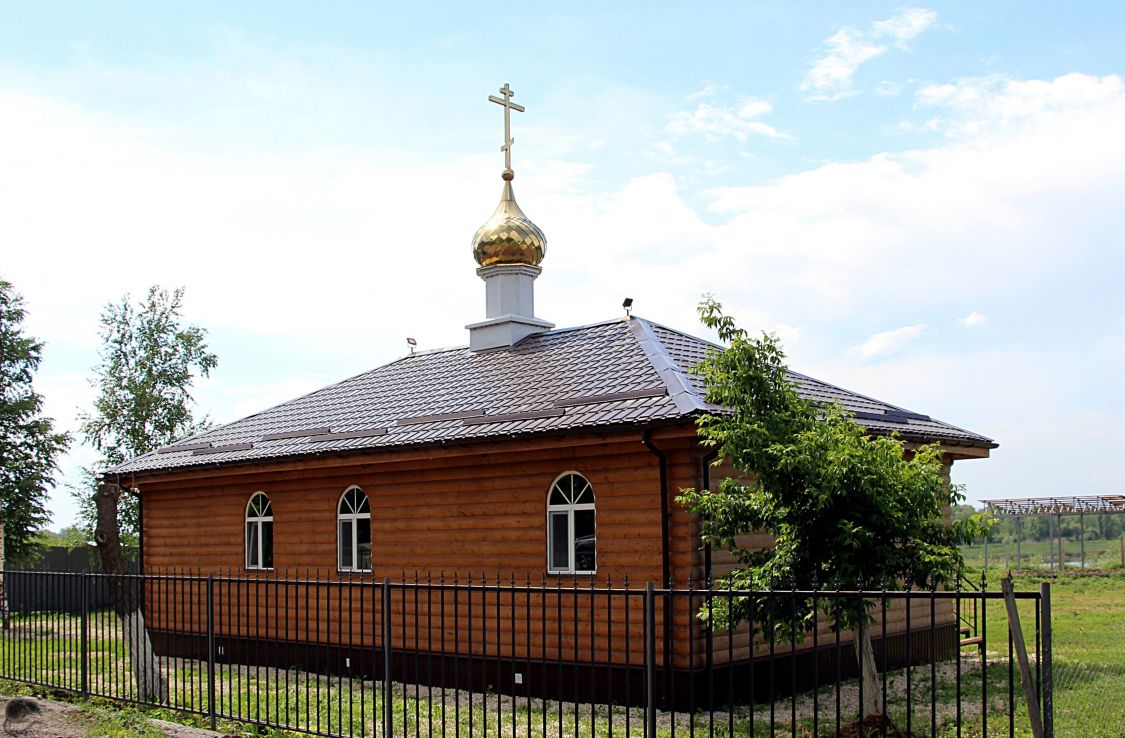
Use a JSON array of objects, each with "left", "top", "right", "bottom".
[{"left": 471, "top": 171, "right": 547, "bottom": 267}]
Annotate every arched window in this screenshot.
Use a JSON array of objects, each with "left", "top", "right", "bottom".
[
  {"left": 338, "top": 486, "right": 372, "bottom": 572},
  {"left": 547, "top": 472, "right": 596, "bottom": 574},
  {"left": 245, "top": 492, "right": 274, "bottom": 570}
]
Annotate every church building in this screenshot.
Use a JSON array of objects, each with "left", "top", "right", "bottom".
[{"left": 104, "top": 84, "right": 996, "bottom": 703}]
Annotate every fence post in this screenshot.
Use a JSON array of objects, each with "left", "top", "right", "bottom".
[
  {"left": 382, "top": 579, "right": 393, "bottom": 738},
  {"left": 1041, "top": 581, "right": 1053, "bottom": 738},
  {"left": 371, "top": 577, "right": 379, "bottom": 737},
  {"left": 644, "top": 582, "right": 656, "bottom": 738},
  {"left": 1001, "top": 578, "right": 1044, "bottom": 738},
  {"left": 81, "top": 572, "right": 89, "bottom": 699},
  {"left": 206, "top": 573, "right": 216, "bottom": 731},
  {"left": 1048, "top": 517, "right": 1055, "bottom": 574}
]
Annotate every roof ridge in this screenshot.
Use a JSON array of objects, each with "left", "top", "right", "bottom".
[
  {"left": 535, "top": 316, "right": 627, "bottom": 336},
  {"left": 627, "top": 317, "right": 710, "bottom": 415}
]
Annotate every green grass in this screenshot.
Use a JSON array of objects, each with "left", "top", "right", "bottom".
[
  {"left": 941, "top": 569, "right": 1125, "bottom": 737},
  {"left": 82, "top": 701, "right": 176, "bottom": 737},
  {"left": 3, "top": 574, "right": 1122, "bottom": 737}
]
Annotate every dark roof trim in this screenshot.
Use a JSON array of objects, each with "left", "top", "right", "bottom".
[
  {"left": 396, "top": 410, "right": 487, "bottom": 426},
  {"left": 315, "top": 428, "right": 389, "bottom": 441},
  {"left": 193, "top": 442, "right": 254, "bottom": 455},
  {"left": 261, "top": 427, "right": 333, "bottom": 441},
  {"left": 851, "top": 410, "right": 931, "bottom": 423},
  {"left": 463, "top": 408, "right": 566, "bottom": 425},
  {"left": 157, "top": 442, "right": 213, "bottom": 454},
  {"left": 553, "top": 388, "right": 667, "bottom": 407}
]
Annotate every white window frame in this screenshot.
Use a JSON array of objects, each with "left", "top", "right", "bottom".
[
  {"left": 546, "top": 471, "right": 596, "bottom": 575},
  {"left": 337, "top": 485, "right": 372, "bottom": 573},
  {"left": 245, "top": 492, "right": 274, "bottom": 571}
]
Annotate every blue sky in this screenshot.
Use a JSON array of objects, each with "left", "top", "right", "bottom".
[{"left": 2, "top": 2, "right": 1123, "bottom": 528}]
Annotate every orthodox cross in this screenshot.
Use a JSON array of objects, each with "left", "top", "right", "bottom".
[{"left": 488, "top": 83, "right": 525, "bottom": 172}]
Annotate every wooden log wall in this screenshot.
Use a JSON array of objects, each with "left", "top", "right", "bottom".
[
  {"left": 136, "top": 429, "right": 971, "bottom": 671},
  {"left": 139, "top": 430, "right": 678, "bottom": 667}
]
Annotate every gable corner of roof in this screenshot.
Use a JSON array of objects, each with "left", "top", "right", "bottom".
[{"left": 626, "top": 316, "right": 708, "bottom": 414}]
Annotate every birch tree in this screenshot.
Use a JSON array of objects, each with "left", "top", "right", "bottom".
[
  {"left": 677, "top": 297, "right": 989, "bottom": 721},
  {"left": 78, "top": 285, "right": 217, "bottom": 701}
]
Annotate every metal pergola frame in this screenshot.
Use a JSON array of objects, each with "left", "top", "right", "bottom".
[
  {"left": 984, "top": 494, "right": 1125, "bottom": 517},
  {"left": 980, "top": 494, "right": 1125, "bottom": 574}
]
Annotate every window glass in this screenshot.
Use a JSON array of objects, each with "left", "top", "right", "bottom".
[
  {"left": 357, "top": 518, "right": 372, "bottom": 572},
  {"left": 339, "top": 521, "right": 353, "bottom": 569},
  {"left": 574, "top": 509, "right": 596, "bottom": 572},
  {"left": 262, "top": 521, "right": 274, "bottom": 569},
  {"left": 246, "top": 522, "right": 259, "bottom": 568},
  {"left": 549, "top": 512, "right": 569, "bottom": 570}
]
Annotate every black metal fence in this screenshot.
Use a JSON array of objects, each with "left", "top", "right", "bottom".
[{"left": 0, "top": 570, "right": 1052, "bottom": 737}]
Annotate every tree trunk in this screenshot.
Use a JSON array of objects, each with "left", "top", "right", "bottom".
[
  {"left": 95, "top": 481, "right": 168, "bottom": 703},
  {"left": 0, "top": 520, "right": 9, "bottom": 631},
  {"left": 854, "top": 613, "right": 882, "bottom": 718}
]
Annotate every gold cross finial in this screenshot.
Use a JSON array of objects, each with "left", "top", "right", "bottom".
[{"left": 488, "top": 83, "right": 525, "bottom": 176}]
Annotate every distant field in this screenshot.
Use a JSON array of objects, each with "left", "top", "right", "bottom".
[{"left": 960, "top": 537, "right": 1125, "bottom": 575}]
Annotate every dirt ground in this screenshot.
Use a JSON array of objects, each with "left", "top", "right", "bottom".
[{"left": 0, "top": 695, "right": 228, "bottom": 738}]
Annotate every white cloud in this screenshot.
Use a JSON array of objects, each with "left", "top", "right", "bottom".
[
  {"left": 667, "top": 86, "right": 790, "bottom": 141},
  {"left": 803, "top": 8, "right": 937, "bottom": 101},
  {"left": 686, "top": 82, "right": 724, "bottom": 102},
  {"left": 646, "top": 140, "right": 694, "bottom": 167},
  {"left": 704, "top": 73, "right": 1125, "bottom": 311},
  {"left": 872, "top": 8, "right": 940, "bottom": 48},
  {"left": 916, "top": 72, "right": 1125, "bottom": 136},
  {"left": 853, "top": 324, "right": 927, "bottom": 358},
  {"left": 803, "top": 29, "right": 885, "bottom": 101},
  {"left": 874, "top": 80, "right": 904, "bottom": 97},
  {"left": 962, "top": 311, "right": 986, "bottom": 326}
]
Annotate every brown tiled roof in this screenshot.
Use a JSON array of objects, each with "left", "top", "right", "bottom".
[{"left": 107, "top": 317, "right": 995, "bottom": 477}]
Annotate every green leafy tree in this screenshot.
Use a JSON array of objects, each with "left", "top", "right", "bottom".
[
  {"left": 74, "top": 285, "right": 218, "bottom": 539},
  {"left": 677, "top": 298, "right": 990, "bottom": 719},
  {"left": 35, "top": 526, "right": 89, "bottom": 550},
  {"left": 75, "top": 285, "right": 216, "bottom": 702},
  {"left": 0, "top": 278, "right": 70, "bottom": 628},
  {"left": 950, "top": 500, "right": 976, "bottom": 523}
]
